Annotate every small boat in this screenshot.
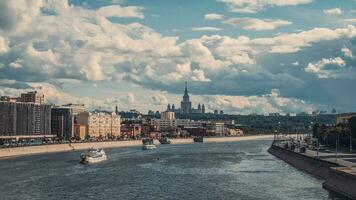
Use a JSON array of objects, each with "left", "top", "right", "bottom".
[
  {"left": 142, "top": 138, "right": 156, "bottom": 150},
  {"left": 193, "top": 136, "right": 204, "bottom": 143},
  {"left": 80, "top": 148, "right": 107, "bottom": 164},
  {"left": 159, "top": 137, "right": 171, "bottom": 144},
  {"left": 143, "top": 144, "right": 157, "bottom": 150}
]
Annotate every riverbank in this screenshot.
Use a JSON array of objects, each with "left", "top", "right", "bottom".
[
  {"left": 0, "top": 135, "right": 273, "bottom": 159},
  {"left": 268, "top": 144, "right": 356, "bottom": 199}
]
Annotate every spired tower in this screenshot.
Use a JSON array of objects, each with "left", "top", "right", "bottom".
[{"left": 180, "top": 82, "right": 192, "bottom": 115}]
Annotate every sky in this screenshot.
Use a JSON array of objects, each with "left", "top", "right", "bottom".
[{"left": 0, "top": 0, "right": 355, "bottom": 115}]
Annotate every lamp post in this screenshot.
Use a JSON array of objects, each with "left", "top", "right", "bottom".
[
  {"left": 336, "top": 133, "right": 339, "bottom": 163},
  {"left": 349, "top": 123, "right": 352, "bottom": 153},
  {"left": 278, "top": 121, "right": 281, "bottom": 144},
  {"left": 310, "top": 121, "right": 314, "bottom": 139}
]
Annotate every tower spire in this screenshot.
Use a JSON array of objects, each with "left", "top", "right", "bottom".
[{"left": 184, "top": 81, "right": 188, "bottom": 96}]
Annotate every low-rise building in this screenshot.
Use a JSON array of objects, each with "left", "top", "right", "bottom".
[
  {"left": 336, "top": 113, "right": 356, "bottom": 124},
  {"left": 151, "top": 118, "right": 203, "bottom": 131},
  {"left": 77, "top": 111, "right": 120, "bottom": 139},
  {"left": 206, "top": 122, "right": 225, "bottom": 135},
  {"left": 74, "top": 124, "right": 87, "bottom": 140},
  {"left": 161, "top": 111, "right": 175, "bottom": 120},
  {"left": 120, "top": 123, "right": 141, "bottom": 139}
]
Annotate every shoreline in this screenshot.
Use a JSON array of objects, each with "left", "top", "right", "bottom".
[
  {"left": 0, "top": 135, "right": 273, "bottom": 159},
  {"left": 268, "top": 144, "right": 356, "bottom": 200}
]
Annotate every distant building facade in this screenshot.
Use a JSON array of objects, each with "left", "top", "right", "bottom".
[
  {"left": 161, "top": 111, "right": 175, "bottom": 120},
  {"left": 0, "top": 91, "right": 51, "bottom": 138},
  {"left": 120, "top": 123, "right": 141, "bottom": 139},
  {"left": 51, "top": 104, "right": 87, "bottom": 140},
  {"left": 51, "top": 107, "right": 74, "bottom": 140},
  {"left": 77, "top": 111, "right": 120, "bottom": 139},
  {"left": 151, "top": 118, "right": 203, "bottom": 131},
  {"left": 336, "top": 113, "right": 356, "bottom": 124}
]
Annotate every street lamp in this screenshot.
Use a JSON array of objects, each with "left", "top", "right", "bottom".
[
  {"left": 350, "top": 131, "right": 353, "bottom": 153},
  {"left": 336, "top": 133, "right": 339, "bottom": 163}
]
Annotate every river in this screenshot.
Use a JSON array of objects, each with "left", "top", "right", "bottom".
[{"left": 0, "top": 139, "right": 347, "bottom": 200}]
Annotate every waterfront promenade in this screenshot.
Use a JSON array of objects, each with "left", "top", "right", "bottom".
[
  {"left": 0, "top": 135, "right": 273, "bottom": 159},
  {"left": 268, "top": 143, "right": 356, "bottom": 199}
]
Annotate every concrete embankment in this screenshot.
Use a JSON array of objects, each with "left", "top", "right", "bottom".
[
  {"left": 267, "top": 144, "right": 338, "bottom": 179},
  {"left": 268, "top": 144, "right": 356, "bottom": 199},
  {"left": 0, "top": 135, "right": 273, "bottom": 159},
  {"left": 323, "top": 167, "right": 356, "bottom": 200}
]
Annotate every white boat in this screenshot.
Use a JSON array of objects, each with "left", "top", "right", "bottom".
[
  {"left": 142, "top": 144, "right": 157, "bottom": 150},
  {"left": 80, "top": 148, "right": 107, "bottom": 164},
  {"left": 142, "top": 138, "right": 156, "bottom": 150}
]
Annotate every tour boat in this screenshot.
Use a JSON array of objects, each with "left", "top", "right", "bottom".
[
  {"left": 193, "top": 136, "right": 204, "bottom": 143},
  {"left": 142, "top": 138, "right": 156, "bottom": 150},
  {"left": 80, "top": 148, "right": 107, "bottom": 164},
  {"left": 159, "top": 137, "right": 171, "bottom": 144}
]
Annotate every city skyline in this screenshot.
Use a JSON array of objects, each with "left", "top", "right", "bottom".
[{"left": 0, "top": 0, "right": 355, "bottom": 114}]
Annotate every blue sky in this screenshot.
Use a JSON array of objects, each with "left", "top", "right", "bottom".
[{"left": 0, "top": 0, "right": 355, "bottom": 114}]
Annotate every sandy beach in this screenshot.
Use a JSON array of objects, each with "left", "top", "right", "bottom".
[{"left": 0, "top": 135, "right": 273, "bottom": 159}]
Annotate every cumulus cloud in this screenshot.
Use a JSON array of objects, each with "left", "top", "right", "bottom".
[
  {"left": 120, "top": 93, "right": 136, "bottom": 104},
  {"left": 0, "top": 0, "right": 43, "bottom": 32},
  {"left": 191, "top": 69, "right": 211, "bottom": 82},
  {"left": 224, "top": 18, "right": 292, "bottom": 31},
  {"left": 292, "top": 61, "right": 299, "bottom": 66},
  {"left": 341, "top": 18, "right": 356, "bottom": 24},
  {"left": 218, "top": 0, "right": 313, "bottom": 13},
  {"left": 341, "top": 46, "right": 354, "bottom": 59},
  {"left": 0, "top": 36, "right": 8, "bottom": 53},
  {"left": 192, "top": 27, "right": 222, "bottom": 31},
  {"left": 305, "top": 57, "right": 346, "bottom": 78},
  {"left": 150, "top": 93, "right": 168, "bottom": 105},
  {"left": 96, "top": 5, "right": 144, "bottom": 18},
  {"left": 323, "top": 8, "right": 343, "bottom": 15},
  {"left": 0, "top": 0, "right": 355, "bottom": 113},
  {"left": 251, "top": 25, "right": 356, "bottom": 53},
  {"left": 205, "top": 89, "right": 314, "bottom": 114},
  {"left": 204, "top": 13, "right": 224, "bottom": 20}
]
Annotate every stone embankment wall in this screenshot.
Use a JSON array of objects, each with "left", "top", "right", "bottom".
[
  {"left": 267, "top": 144, "right": 338, "bottom": 179},
  {"left": 268, "top": 144, "right": 356, "bottom": 200},
  {"left": 323, "top": 167, "right": 356, "bottom": 200}
]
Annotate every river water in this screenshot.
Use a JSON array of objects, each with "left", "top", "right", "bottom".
[{"left": 0, "top": 139, "right": 347, "bottom": 200}]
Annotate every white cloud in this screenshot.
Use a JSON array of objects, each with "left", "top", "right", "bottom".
[
  {"left": 0, "top": 0, "right": 44, "bottom": 32},
  {"left": 341, "top": 46, "right": 354, "bottom": 59},
  {"left": 121, "top": 93, "right": 135, "bottom": 104},
  {"left": 204, "top": 13, "right": 224, "bottom": 20},
  {"left": 323, "top": 8, "right": 343, "bottom": 15},
  {"left": 251, "top": 25, "right": 356, "bottom": 53},
  {"left": 96, "top": 5, "right": 144, "bottom": 18},
  {"left": 150, "top": 93, "right": 168, "bottom": 105},
  {"left": 224, "top": 18, "right": 292, "bottom": 31},
  {"left": 192, "top": 27, "right": 222, "bottom": 31},
  {"left": 9, "top": 59, "right": 23, "bottom": 69},
  {"left": 305, "top": 57, "right": 346, "bottom": 78},
  {"left": 218, "top": 0, "right": 313, "bottom": 13},
  {"left": 0, "top": 36, "right": 8, "bottom": 53},
  {"left": 205, "top": 89, "right": 314, "bottom": 114},
  {"left": 341, "top": 18, "right": 356, "bottom": 24},
  {"left": 0, "top": 0, "right": 355, "bottom": 113},
  {"left": 191, "top": 69, "right": 211, "bottom": 82}
]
